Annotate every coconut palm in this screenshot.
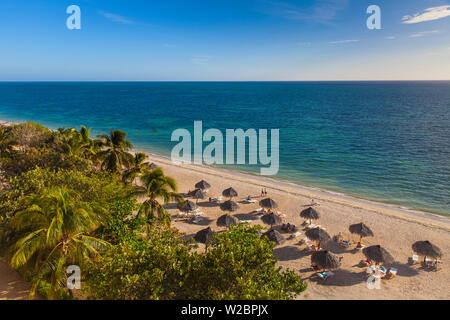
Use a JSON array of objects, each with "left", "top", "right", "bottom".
[
  {"left": 7, "top": 187, "right": 111, "bottom": 299},
  {"left": 96, "top": 129, "right": 134, "bottom": 173},
  {"left": 134, "top": 168, "right": 183, "bottom": 221},
  {"left": 57, "top": 126, "right": 98, "bottom": 159},
  {"left": 122, "top": 152, "right": 151, "bottom": 185}
]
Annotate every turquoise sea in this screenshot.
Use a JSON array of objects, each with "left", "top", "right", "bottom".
[{"left": 0, "top": 81, "right": 449, "bottom": 215}]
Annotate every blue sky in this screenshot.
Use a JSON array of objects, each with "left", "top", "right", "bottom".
[{"left": 1, "top": 0, "right": 449, "bottom": 80}]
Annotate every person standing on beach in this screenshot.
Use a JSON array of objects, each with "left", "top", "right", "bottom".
[{"left": 261, "top": 189, "right": 264, "bottom": 197}]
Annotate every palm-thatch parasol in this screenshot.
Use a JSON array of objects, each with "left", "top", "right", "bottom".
[
  {"left": 261, "top": 229, "right": 285, "bottom": 245},
  {"left": 362, "top": 245, "right": 394, "bottom": 265},
  {"left": 188, "top": 188, "right": 205, "bottom": 203},
  {"left": 194, "top": 227, "right": 216, "bottom": 244},
  {"left": 178, "top": 200, "right": 197, "bottom": 213},
  {"left": 195, "top": 180, "right": 211, "bottom": 191},
  {"left": 261, "top": 213, "right": 282, "bottom": 227},
  {"left": 222, "top": 187, "right": 238, "bottom": 199},
  {"left": 219, "top": 200, "right": 239, "bottom": 213},
  {"left": 217, "top": 214, "right": 239, "bottom": 227},
  {"left": 300, "top": 207, "right": 320, "bottom": 224},
  {"left": 412, "top": 240, "right": 442, "bottom": 262},
  {"left": 311, "top": 250, "right": 341, "bottom": 270},
  {"left": 349, "top": 222, "right": 374, "bottom": 245},
  {"left": 305, "top": 227, "right": 331, "bottom": 248},
  {"left": 259, "top": 198, "right": 278, "bottom": 210}
]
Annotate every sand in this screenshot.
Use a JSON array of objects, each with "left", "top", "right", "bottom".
[{"left": 148, "top": 153, "right": 450, "bottom": 300}]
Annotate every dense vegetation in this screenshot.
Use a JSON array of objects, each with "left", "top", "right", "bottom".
[{"left": 0, "top": 121, "right": 306, "bottom": 300}]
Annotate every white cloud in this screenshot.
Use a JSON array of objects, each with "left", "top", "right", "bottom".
[
  {"left": 386, "top": 36, "right": 396, "bottom": 40},
  {"left": 329, "top": 39, "right": 359, "bottom": 44},
  {"left": 409, "top": 30, "right": 440, "bottom": 38},
  {"left": 402, "top": 5, "right": 450, "bottom": 24},
  {"left": 99, "top": 11, "right": 135, "bottom": 24}
]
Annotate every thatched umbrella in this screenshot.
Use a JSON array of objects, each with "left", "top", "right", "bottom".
[
  {"left": 220, "top": 200, "right": 239, "bottom": 213},
  {"left": 189, "top": 188, "right": 205, "bottom": 203},
  {"left": 195, "top": 180, "right": 211, "bottom": 191},
  {"left": 261, "top": 213, "right": 282, "bottom": 227},
  {"left": 349, "top": 222, "right": 374, "bottom": 245},
  {"left": 217, "top": 214, "right": 239, "bottom": 227},
  {"left": 261, "top": 229, "right": 285, "bottom": 246},
  {"left": 178, "top": 200, "right": 197, "bottom": 213},
  {"left": 412, "top": 240, "right": 442, "bottom": 262},
  {"left": 305, "top": 227, "right": 331, "bottom": 248},
  {"left": 222, "top": 187, "right": 238, "bottom": 199},
  {"left": 194, "top": 227, "right": 216, "bottom": 244},
  {"left": 363, "top": 245, "right": 394, "bottom": 266},
  {"left": 259, "top": 198, "right": 278, "bottom": 210},
  {"left": 300, "top": 207, "right": 319, "bottom": 224},
  {"left": 311, "top": 250, "right": 341, "bottom": 270}
]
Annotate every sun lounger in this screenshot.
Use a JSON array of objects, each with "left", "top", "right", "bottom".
[
  {"left": 384, "top": 267, "right": 398, "bottom": 279},
  {"left": 339, "top": 240, "right": 351, "bottom": 248},
  {"left": 317, "top": 271, "right": 334, "bottom": 280},
  {"left": 191, "top": 217, "right": 203, "bottom": 224},
  {"left": 307, "top": 224, "right": 317, "bottom": 229},
  {"left": 254, "top": 208, "right": 264, "bottom": 213},
  {"left": 240, "top": 220, "right": 253, "bottom": 224},
  {"left": 243, "top": 199, "right": 256, "bottom": 203}
]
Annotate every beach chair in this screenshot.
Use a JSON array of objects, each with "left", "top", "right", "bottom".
[
  {"left": 385, "top": 267, "right": 398, "bottom": 279},
  {"left": 339, "top": 240, "right": 351, "bottom": 248},
  {"left": 409, "top": 255, "right": 419, "bottom": 265},
  {"left": 307, "top": 224, "right": 317, "bottom": 229},
  {"left": 288, "top": 231, "right": 302, "bottom": 240},
  {"left": 254, "top": 208, "right": 264, "bottom": 213},
  {"left": 317, "top": 271, "right": 334, "bottom": 280}
]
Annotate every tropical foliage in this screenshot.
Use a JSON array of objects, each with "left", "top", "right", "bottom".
[{"left": 0, "top": 121, "right": 306, "bottom": 300}]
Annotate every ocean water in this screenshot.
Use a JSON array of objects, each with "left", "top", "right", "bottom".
[{"left": 0, "top": 81, "right": 449, "bottom": 215}]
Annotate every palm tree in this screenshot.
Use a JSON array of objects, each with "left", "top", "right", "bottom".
[
  {"left": 8, "top": 187, "right": 111, "bottom": 299},
  {"left": 96, "top": 129, "right": 134, "bottom": 173},
  {"left": 57, "top": 126, "right": 98, "bottom": 159},
  {"left": 122, "top": 152, "right": 151, "bottom": 185},
  {"left": 134, "top": 168, "right": 183, "bottom": 222}
]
